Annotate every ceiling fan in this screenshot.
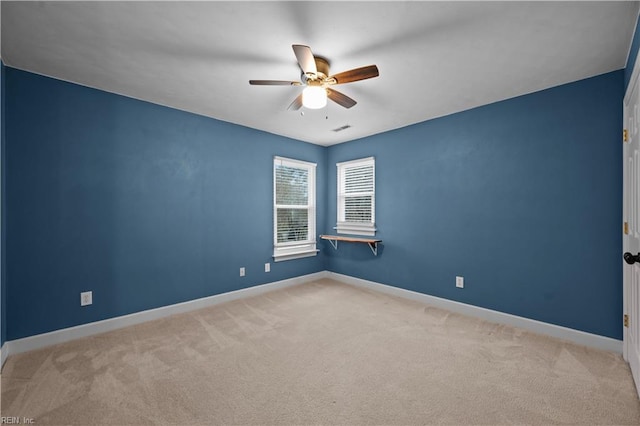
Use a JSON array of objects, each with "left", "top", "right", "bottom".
[{"left": 249, "top": 44, "right": 379, "bottom": 110}]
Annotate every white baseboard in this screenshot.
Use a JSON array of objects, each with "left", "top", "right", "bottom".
[
  {"left": 328, "top": 272, "right": 623, "bottom": 354},
  {"left": 3, "top": 271, "right": 327, "bottom": 362},
  {"left": 1, "top": 269, "right": 621, "bottom": 367}
]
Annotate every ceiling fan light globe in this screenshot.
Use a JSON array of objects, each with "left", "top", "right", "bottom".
[{"left": 302, "top": 86, "right": 327, "bottom": 109}]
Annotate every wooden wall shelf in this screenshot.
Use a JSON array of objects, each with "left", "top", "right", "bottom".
[{"left": 320, "top": 235, "right": 382, "bottom": 256}]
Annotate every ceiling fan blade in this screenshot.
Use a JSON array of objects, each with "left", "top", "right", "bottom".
[
  {"left": 327, "top": 88, "right": 357, "bottom": 109},
  {"left": 249, "top": 80, "right": 301, "bottom": 86},
  {"left": 329, "top": 65, "right": 379, "bottom": 84},
  {"left": 292, "top": 44, "right": 317, "bottom": 75},
  {"left": 288, "top": 94, "right": 303, "bottom": 110}
]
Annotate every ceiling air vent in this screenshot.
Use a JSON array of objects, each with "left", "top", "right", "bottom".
[{"left": 332, "top": 124, "right": 352, "bottom": 132}]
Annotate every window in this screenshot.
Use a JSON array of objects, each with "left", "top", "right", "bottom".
[
  {"left": 336, "top": 157, "right": 376, "bottom": 236},
  {"left": 273, "top": 156, "right": 317, "bottom": 261}
]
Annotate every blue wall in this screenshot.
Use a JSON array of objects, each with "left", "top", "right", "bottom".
[
  {"left": 4, "top": 68, "right": 326, "bottom": 340},
  {"left": 325, "top": 71, "right": 624, "bottom": 339},
  {"left": 1, "top": 66, "right": 627, "bottom": 342}
]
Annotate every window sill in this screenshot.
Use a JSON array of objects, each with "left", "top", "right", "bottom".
[{"left": 273, "top": 249, "right": 319, "bottom": 262}]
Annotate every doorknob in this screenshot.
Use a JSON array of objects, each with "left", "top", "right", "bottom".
[{"left": 624, "top": 252, "right": 640, "bottom": 265}]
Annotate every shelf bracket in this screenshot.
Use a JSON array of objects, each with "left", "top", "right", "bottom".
[
  {"left": 368, "top": 242, "right": 378, "bottom": 256},
  {"left": 327, "top": 239, "right": 338, "bottom": 250}
]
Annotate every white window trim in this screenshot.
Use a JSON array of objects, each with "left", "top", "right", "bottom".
[
  {"left": 336, "top": 156, "right": 376, "bottom": 236},
  {"left": 273, "top": 156, "right": 318, "bottom": 262}
]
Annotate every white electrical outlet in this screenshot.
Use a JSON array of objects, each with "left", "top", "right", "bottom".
[
  {"left": 240, "top": 267, "right": 245, "bottom": 277},
  {"left": 456, "top": 276, "right": 464, "bottom": 289},
  {"left": 265, "top": 262, "right": 270, "bottom": 272},
  {"left": 80, "top": 291, "right": 93, "bottom": 306}
]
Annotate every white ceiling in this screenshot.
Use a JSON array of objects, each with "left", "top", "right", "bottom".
[{"left": 2, "top": 1, "right": 639, "bottom": 146}]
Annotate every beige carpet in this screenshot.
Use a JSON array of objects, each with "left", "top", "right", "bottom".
[{"left": 1, "top": 278, "right": 639, "bottom": 425}]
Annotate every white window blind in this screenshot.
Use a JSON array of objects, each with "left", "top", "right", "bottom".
[
  {"left": 273, "top": 156, "right": 317, "bottom": 261},
  {"left": 337, "top": 157, "right": 376, "bottom": 236}
]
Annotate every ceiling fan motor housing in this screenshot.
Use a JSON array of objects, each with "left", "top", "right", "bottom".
[{"left": 303, "top": 56, "right": 330, "bottom": 83}]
